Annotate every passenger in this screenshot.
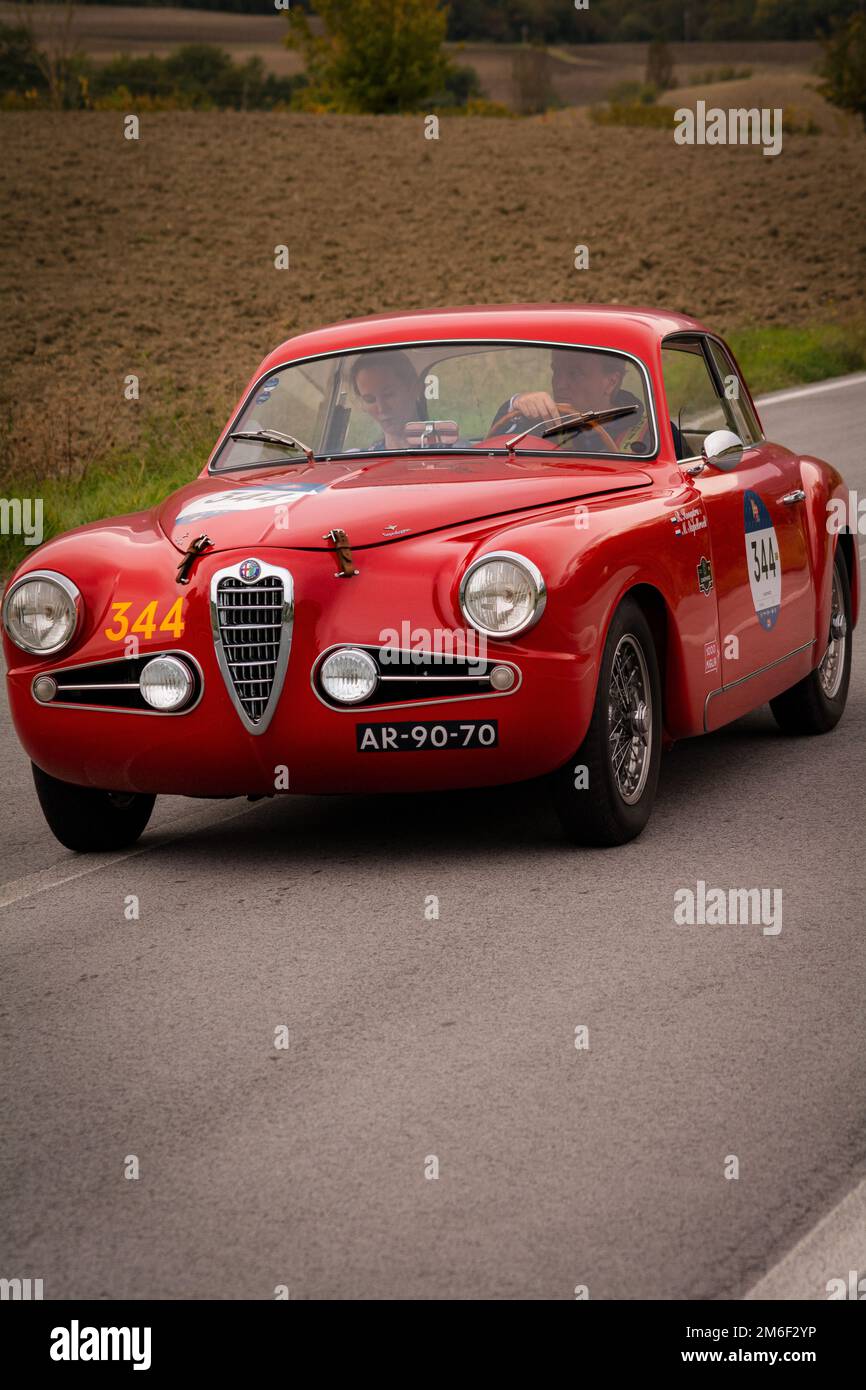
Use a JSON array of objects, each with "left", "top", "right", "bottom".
[
  {"left": 491, "top": 349, "right": 647, "bottom": 450},
  {"left": 350, "top": 352, "right": 426, "bottom": 452}
]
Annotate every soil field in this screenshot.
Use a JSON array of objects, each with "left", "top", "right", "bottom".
[{"left": 1, "top": 107, "right": 864, "bottom": 478}]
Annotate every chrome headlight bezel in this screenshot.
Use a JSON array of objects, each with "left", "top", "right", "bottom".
[
  {"left": 2, "top": 570, "right": 83, "bottom": 657},
  {"left": 319, "top": 646, "right": 380, "bottom": 705},
  {"left": 459, "top": 551, "right": 547, "bottom": 640},
  {"left": 139, "top": 655, "right": 195, "bottom": 711}
]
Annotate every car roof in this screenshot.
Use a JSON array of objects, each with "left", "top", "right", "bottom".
[{"left": 257, "top": 304, "right": 710, "bottom": 374}]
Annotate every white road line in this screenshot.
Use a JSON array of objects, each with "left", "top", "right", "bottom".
[
  {"left": 756, "top": 373, "right": 866, "bottom": 408},
  {"left": 744, "top": 1175, "right": 866, "bottom": 1300},
  {"left": 0, "top": 801, "right": 258, "bottom": 910}
]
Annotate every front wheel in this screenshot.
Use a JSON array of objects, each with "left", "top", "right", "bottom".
[
  {"left": 32, "top": 763, "right": 156, "bottom": 852},
  {"left": 551, "top": 598, "right": 662, "bottom": 846},
  {"left": 770, "top": 551, "right": 852, "bottom": 735}
]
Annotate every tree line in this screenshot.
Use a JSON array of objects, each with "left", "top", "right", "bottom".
[{"left": 24, "top": 0, "right": 864, "bottom": 45}]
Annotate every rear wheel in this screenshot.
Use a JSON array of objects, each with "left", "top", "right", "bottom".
[
  {"left": 552, "top": 598, "right": 662, "bottom": 846},
  {"left": 770, "top": 552, "right": 851, "bottom": 735},
  {"left": 32, "top": 763, "right": 156, "bottom": 852}
]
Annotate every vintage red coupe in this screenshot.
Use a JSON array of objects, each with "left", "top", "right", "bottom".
[{"left": 2, "top": 306, "right": 856, "bottom": 849}]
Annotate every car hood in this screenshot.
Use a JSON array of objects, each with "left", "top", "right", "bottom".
[{"left": 159, "top": 454, "right": 654, "bottom": 553}]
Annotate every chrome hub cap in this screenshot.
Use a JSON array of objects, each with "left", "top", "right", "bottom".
[
  {"left": 818, "top": 568, "right": 846, "bottom": 700},
  {"left": 630, "top": 701, "right": 650, "bottom": 739},
  {"left": 608, "top": 634, "right": 653, "bottom": 805}
]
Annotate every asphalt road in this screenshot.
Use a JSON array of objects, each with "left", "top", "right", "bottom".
[{"left": 1, "top": 375, "right": 864, "bottom": 1300}]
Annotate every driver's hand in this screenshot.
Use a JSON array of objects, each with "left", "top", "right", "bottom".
[{"left": 512, "top": 391, "right": 558, "bottom": 420}]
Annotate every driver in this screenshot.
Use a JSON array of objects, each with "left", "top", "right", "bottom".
[{"left": 490, "top": 349, "right": 647, "bottom": 450}]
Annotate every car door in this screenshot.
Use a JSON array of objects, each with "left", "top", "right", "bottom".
[{"left": 661, "top": 335, "right": 814, "bottom": 691}]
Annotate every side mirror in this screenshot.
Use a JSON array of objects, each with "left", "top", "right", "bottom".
[{"left": 701, "top": 428, "right": 744, "bottom": 470}]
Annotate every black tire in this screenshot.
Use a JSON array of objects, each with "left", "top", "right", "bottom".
[
  {"left": 551, "top": 597, "right": 662, "bottom": 846},
  {"left": 32, "top": 763, "right": 156, "bottom": 852},
  {"left": 770, "top": 551, "right": 852, "bottom": 736}
]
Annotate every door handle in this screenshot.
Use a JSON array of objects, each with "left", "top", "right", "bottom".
[{"left": 781, "top": 489, "right": 806, "bottom": 505}]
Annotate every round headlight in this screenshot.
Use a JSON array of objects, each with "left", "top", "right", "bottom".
[
  {"left": 3, "top": 571, "right": 81, "bottom": 655},
  {"left": 320, "top": 647, "right": 378, "bottom": 704},
  {"left": 460, "top": 552, "right": 546, "bottom": 638},
  {"left": 139, "top": 655, "right": 194, "bottom": 711}
]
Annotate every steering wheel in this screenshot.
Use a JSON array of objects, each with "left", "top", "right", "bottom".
[{"left": 483, "top": 401, "right": 618, "bottom": 452}]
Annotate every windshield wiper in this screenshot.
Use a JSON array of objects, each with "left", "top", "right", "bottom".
[
  {"left": 504, "top": 405, "right": 638, "bottom": 457},
  {"left": 229, "top": 429, "right": 316, "bottom": 463},
  {"left": 542, "top": 404, "right": 638, "bottom": 440}
]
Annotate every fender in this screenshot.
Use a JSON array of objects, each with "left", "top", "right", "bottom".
[
  {"left": 799, "top": 457, "right": 860, "bottom": 659},
  {"left": 466, "top": 482, "right": 712, "bottom": 746}
]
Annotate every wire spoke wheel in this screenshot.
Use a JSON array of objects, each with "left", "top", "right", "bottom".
[
  {"left": 607, "top": 634, "right": 653, "bottom": 805},
  {"left": 818, "top": 565, "right": 847, "bottom": 700},
  {"left": 552, "top": 597, "right": 661, "bottom": 846}
]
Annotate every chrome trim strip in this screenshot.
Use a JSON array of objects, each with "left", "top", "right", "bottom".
[
  {"left": 459, "top": 550, "right": 547, "bottom": 639},
  {"left": 310, "top": 642, "right": 523, "bottom": 713},
  {"left": 209, "top": 336, "right": 660, "bottom": 472},
  {"left": 49, "top": 682, "right": 140, "bottom": 692},
  {"left": 210, "top": 559, "right": 294, "bottom": 735},
  {"left": 3, "top": 569, "right": 83, "bottom": 657},
  {"left": 29, "top": 650, "right": 205, "bottom": 716},
  {"left": 703, "top": 638, "right": 817, "bottom": 731},
  {"left": 378, "top": 673, "right": 490, "bottom": 682}
]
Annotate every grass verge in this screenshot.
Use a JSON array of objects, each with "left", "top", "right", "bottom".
[
  {"left": 1, "top": 409, "right": 219, "bottom": 579},
  {"left": 726, "top": 323, "right": 866, "bottom": 395}
]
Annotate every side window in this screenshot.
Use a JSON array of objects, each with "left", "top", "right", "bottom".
[
  {"left": 706, "top": 340, "right": 762, "bottom": 445},
  {"left": 661, "top": 340, "right": 735, "bottom": 460}
]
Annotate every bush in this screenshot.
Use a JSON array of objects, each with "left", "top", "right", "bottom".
[
  {"left": 88, "top": 46, "right": 305, "bottom": 110},
  {"left": 434, "top": 96, "right": 512, "bottom": 118},
  {"left": 817, "top": 13, "right": 866, "bottom": 129},
  {"left": 439, "top": 62, "right": 482, "bottom": 107},
  {"left": 590, "top": 102, "right": 678, "bottom": 129},
  {"left": 688, "top": 66, "right": 754, "bottom": 84},
  {"left": 606, "top": 80, "right": 658, "bottom": 105},
  {"left": 0, "top": 21, "right": 43, "bottom": 94},
  {"left": 783, "top": 106, "right": 822, "bottom": 135}
]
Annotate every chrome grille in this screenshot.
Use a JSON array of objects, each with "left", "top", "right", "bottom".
[{"left": 211, "top": 565, "right": 293, "bottom": 733}]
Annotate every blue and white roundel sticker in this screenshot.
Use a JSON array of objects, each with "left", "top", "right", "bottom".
[{"left": 743, "top": 489, "right": 781, "bottom": 629}]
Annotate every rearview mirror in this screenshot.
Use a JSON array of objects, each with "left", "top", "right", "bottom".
[{"left": 405, "top": 420, "right": 460, "bottom": 448}]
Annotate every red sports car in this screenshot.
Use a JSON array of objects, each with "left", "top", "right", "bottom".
[{"left": 2, "top": 306, "right": 856, "bottom": 849}]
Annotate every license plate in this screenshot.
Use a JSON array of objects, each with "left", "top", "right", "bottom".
[{"left": 356, "top": 719, "right": 498, "bottom": 752}]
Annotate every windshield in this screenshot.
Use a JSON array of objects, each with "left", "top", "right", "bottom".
[{"left": 211, "top": 342, "right": 656, "bottom": 471}]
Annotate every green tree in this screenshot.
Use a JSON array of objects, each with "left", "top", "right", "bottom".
[
  {"left": 286, "top": 0, "right": 450, "bottom": 113},
  {"left": 817, "top": 12, "right": 866, "bottom": 128}
]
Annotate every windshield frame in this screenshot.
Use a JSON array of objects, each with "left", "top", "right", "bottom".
[{"left": 208, "top": 337, "right": 660, "bottom": 473}]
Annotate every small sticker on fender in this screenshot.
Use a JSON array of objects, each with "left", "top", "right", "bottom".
[{"left": 697, "top": 555, "right": 714, "bottom": 595}]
